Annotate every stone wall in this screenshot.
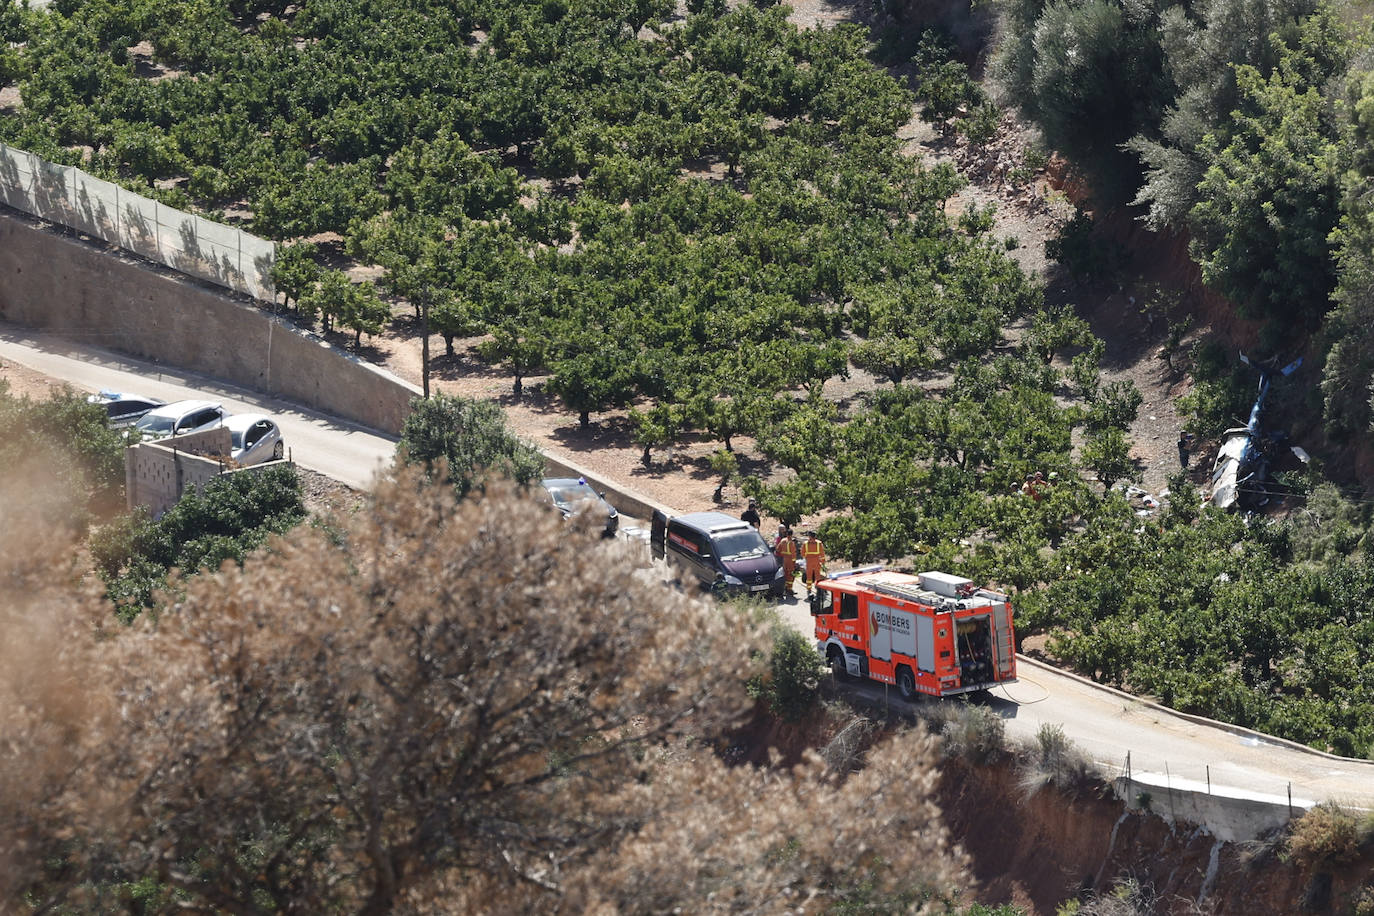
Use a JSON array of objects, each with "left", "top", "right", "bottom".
[
  {"left": 126, "top": 427, "right": 288, "bottom": 518},
  {"left": 0, "top": 209, "right": 418, "bottom": 434}
]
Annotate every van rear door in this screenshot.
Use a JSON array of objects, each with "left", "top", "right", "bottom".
[{"left": 651, "top": 510, "right": 668, "bottom": 561}]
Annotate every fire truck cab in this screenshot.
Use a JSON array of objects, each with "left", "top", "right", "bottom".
[{"left": 812, "top": 567, "right": 1016, "bottom": 700}]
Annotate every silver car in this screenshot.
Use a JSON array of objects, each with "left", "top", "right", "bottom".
[
  {"left": 132, "top": 399, "right": 227, "bottom": 440},
  {"left": 224, "top": 413, "right": 285, "bottom": 465}
]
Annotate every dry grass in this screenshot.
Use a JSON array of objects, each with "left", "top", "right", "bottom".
[
  {"left": 820, "top": 712, "right": 878, "bottom": 775},
  {"left": 1285, "top": 802, "right": 1374, "bottom": 869},
  {"left": 1016, "top": 722, "right": 1095, "bottom": 795},
  {"left": 927, "top": 701, "right": 1008, "bottom": 765}
]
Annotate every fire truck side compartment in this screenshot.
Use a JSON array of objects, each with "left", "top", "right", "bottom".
[{"left": 917, "top": 614, "right": 935, "bottom": 673}]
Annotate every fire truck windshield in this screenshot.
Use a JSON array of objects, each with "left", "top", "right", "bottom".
[{"left": 713, "top": 529, "right": 769, "bottom": 561}]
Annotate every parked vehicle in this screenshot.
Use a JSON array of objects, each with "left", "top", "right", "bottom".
[
  {"left": 87, "top": 390, "right": 165, "bottom": 428},
  {"left": 541, "top": 477, "right": 618, "bottom": 537},
  {"left": 225, "top": 413, "right": 285, "bottom": 465},
  {"left": 812, "top": 567, "right": 1017, "bottom": 700},
  {"left": 132, "top": 399, "right": 226, "bottom": 440},
  {"left": 650, "top": 510, "right": 786, "bottom": 598}
]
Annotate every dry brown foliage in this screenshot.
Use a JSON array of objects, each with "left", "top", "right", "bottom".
[
  {"left": 1286, "top": 802, "right": 1372, "bottom": 870},
  {"left": 1, "top": 468, "right": 970, "bottom": 914}
]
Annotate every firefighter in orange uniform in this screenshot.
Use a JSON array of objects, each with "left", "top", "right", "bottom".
[
  {"left": 774, "top": 525, "right": 797, "bottom": 591},
  {"left": 801, "top": 530, "right": 825, "bottom": 596}
]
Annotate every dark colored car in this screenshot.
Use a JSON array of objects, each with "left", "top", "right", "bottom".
[
  {"left": 541, "top": 477, "right": 619, "bottom": 537},
  {"left": 87, "top": 390, "right": 166, "bottom": 428}
]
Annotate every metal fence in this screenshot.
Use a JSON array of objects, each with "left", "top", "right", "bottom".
[{"left": 0, "top": 143, "right": 275, "bottom": 301}]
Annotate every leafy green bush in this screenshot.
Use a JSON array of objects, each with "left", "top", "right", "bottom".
[
  {"left": 911, "top": 32, "right": 987, "bottom": 128},
  {"left": 957, "top": 102, "right": 1001, "bottom": 145},
  {"left": 0, "top": 381, "right": 126, "bottom": 524},
  {"left": 994, "top": 0, "right": 1166, "bottom": 195},
  {"left": 397, "top": 394, "right": 544, "bottom": 497},
  {"left": 1045, "top": 210, "right": 1126, "bottom": 285},
  {"left": 91, "top": 465, "right": 306, "bottom": 618},
  {"left": 749, "top": 627, "right": 826, "bottom": 723},
  {"left": 1189, "top": 47, "right": 1344, "bottom": 328},
  {"left": 1176, "top": 340, "right": 1251, "bottom": 434}
]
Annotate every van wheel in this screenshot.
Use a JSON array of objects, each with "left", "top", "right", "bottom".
[
  {"left": 897, "top": 667, "right": 918, "bottom": 702},
  {"left": 827, "top": 646, "right": 847, "bottom": 680}
]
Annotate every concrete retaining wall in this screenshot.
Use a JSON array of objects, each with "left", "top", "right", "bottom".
[
  {"left": 0, "top": 209, "right": 418, "bottom": 434},
  {"left": 1113, "top": 774, "right": 1307, "bottom": 844}
]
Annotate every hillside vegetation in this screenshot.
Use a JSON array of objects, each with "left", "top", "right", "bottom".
[
  {"left": 2, "top": 0, "right": 1373, "bottom": 757},
  {"left": 0, "top": 463, "right": 988, "bottom": 912}
]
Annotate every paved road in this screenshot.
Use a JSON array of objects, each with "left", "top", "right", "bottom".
[
  {"left": 10, "top": 323, "right": 1373, "bottom": 813},
  {"left": 0, "top": 326, "right": 396, "bottom": 490},
  {"left": 774, "top": 593, "right": 1374, "bottom": 810}
]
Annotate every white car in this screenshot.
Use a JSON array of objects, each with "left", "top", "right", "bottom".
[
  {"left": 132, "top": 399, "right": 227, "bottom": 441},
  {"left": 225, "top": 413, "right": 285, "bottom": 465}
]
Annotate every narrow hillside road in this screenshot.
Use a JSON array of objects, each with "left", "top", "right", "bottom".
[
  {"left": 10, "top": 319, "right": 1373, "bottom": 818},
  {"left": 0, "top": 324, "right": 396, "bottom": 490},
  {"left": 774, "top": 597, "right": 1374, "bottom": 812}
]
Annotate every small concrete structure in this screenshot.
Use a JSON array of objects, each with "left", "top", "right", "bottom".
[{"left": 126, "top": 427, "right": 283, "bottom": 518}]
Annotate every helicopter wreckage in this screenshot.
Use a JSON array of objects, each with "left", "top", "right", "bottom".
[{"left": 1208, "top": 354, "right": 1310, "bottom": 511}]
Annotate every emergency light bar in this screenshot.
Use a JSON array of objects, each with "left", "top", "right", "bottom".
[{"left": 826, "top": 565, "right": 884, "bottom": 580}]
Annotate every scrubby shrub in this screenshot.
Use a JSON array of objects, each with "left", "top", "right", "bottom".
[
  {"left": 1060, "top": 877, "right": 1156, "bottom": 915},
  {"left": 1017, "top": 722, "right": 1094, "bottom": 794},
  {"left": 1286, "top": 802, "right": 1363, "bottom": 868},
  {"left": 820, "top": 712, "right": 878, "bottom": 774},
  {"left": 935, "top": 702, "right": 1006, "bottom": 764}
]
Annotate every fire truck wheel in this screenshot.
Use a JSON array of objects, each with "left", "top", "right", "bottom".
[
  {"left": 827, "top": 646, "right": 847, "bottom": 680},
  {"left": 897, "top": 666, "right": 918, "bottom": 702}
]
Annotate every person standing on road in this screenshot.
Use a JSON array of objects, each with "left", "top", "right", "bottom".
[
  {"left": 774, "top": 525, "right": 797, "bottom": 590},
  {"left": 802, "top": 530, "right": 825, "bottom": 596},
  {"left": 741, "top": 499, "right": 761, "bottom": 528}
]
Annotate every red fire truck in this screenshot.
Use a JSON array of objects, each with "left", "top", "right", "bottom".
[{"left": 811, "top": 567, "right": 1017, "bottom": 700}]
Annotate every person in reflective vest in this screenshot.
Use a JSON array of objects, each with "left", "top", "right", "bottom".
[
  {"left": 773, "top": 524, "right": 797, "bottom": 589},
  {"left": 802, "top": 531, "right": 825, "bottom": 595}
]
